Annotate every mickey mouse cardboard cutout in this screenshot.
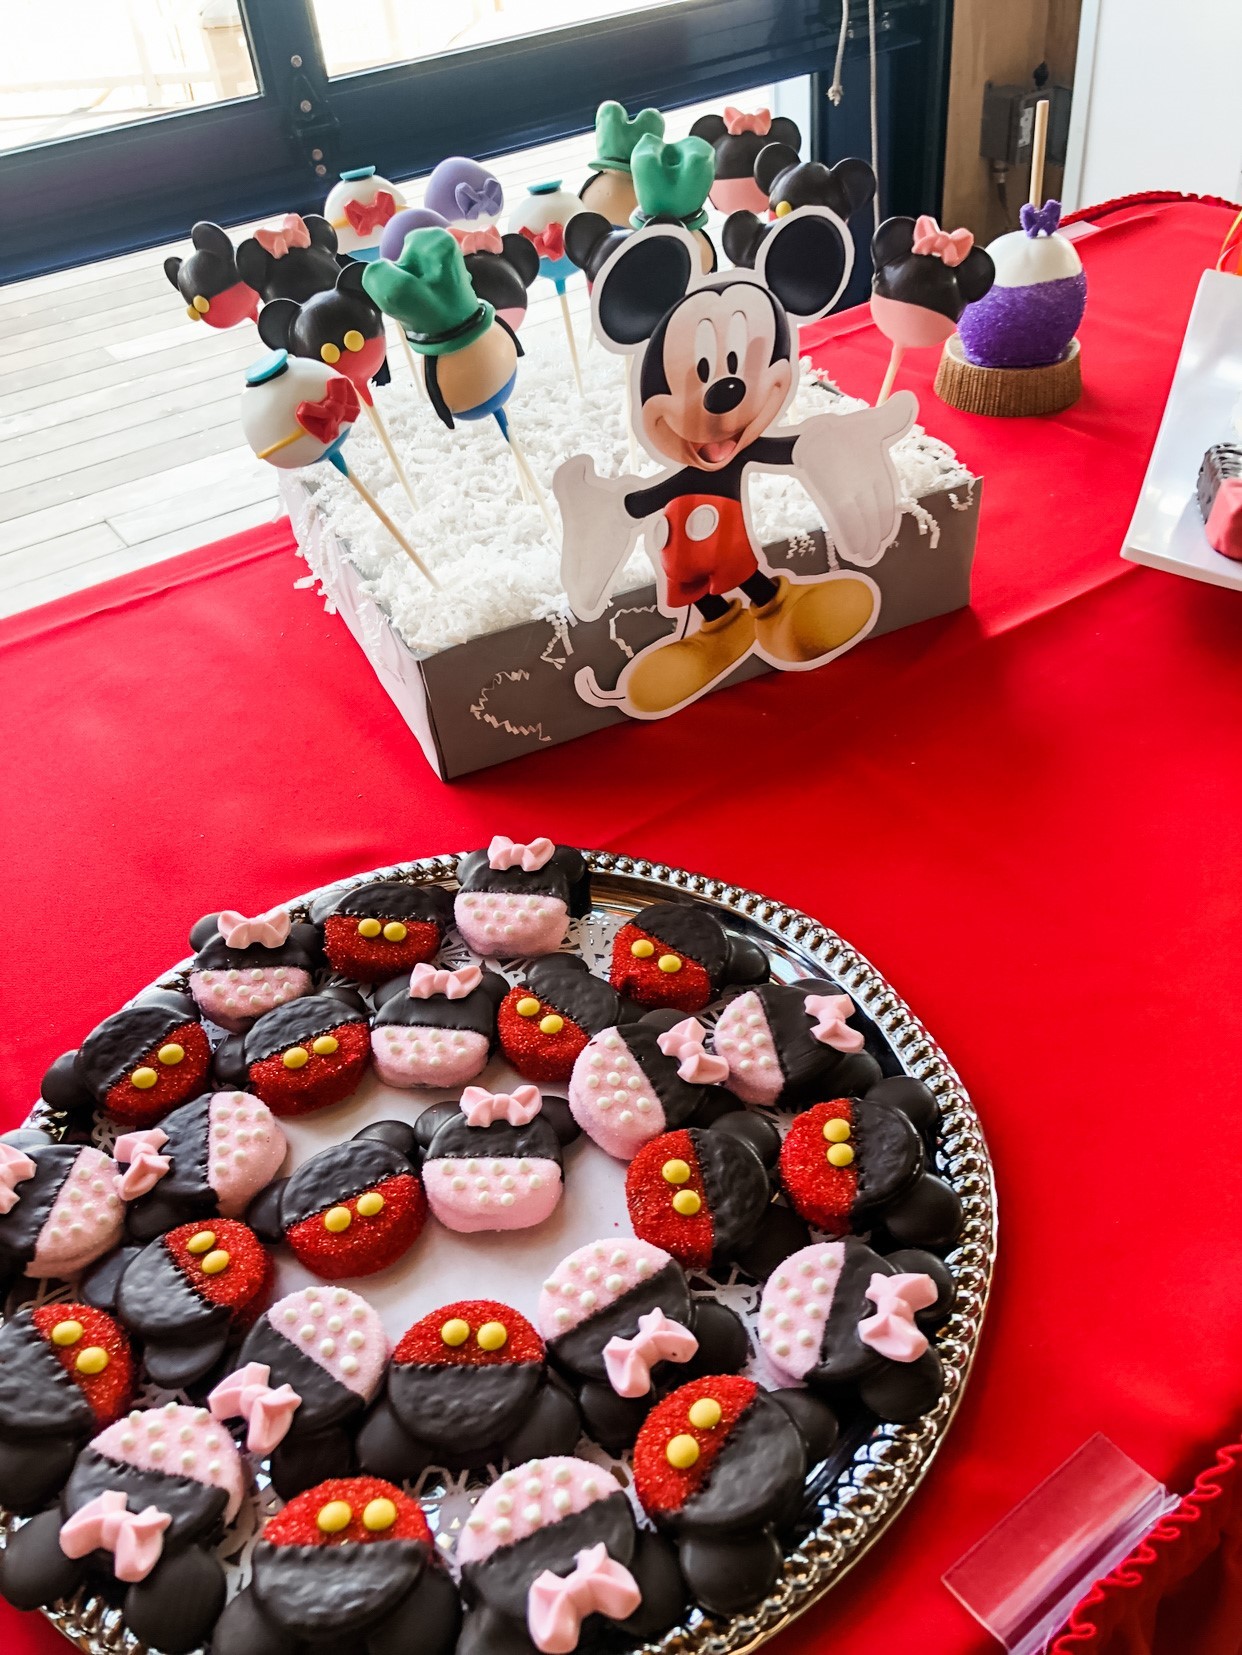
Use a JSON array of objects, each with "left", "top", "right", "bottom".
[{"left": 553, "top": 208, "right": 918, "bottom": 719}]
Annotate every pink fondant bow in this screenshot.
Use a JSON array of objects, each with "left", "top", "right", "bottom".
[
  {"left": 408, "top": 961, "right": 483, "bottom": 1000},
  {"left": 254, "top": 214, "right": 312, "bottom": 259},
  {"left": 520, "top": 223, "right": 565, "bottom": 264},
  {"left": 344, "top": 191, "right": 396, "bottom": 236},
  {"left": 0, "top": 1142, "right": 36, "bottom": 1216},
  {"left": 460, "top": 1084, "right": 543, "bottom": 1128},
  {"left": 458, "top": 225, "right": 504, "bottom": 256},
  {"left": 723, "top": 105, "right": 771, "bottom": 136},
  {"left": 208, "top": 1361, "right": 302, "bottom": 1456},
  {"left": 113, "top": 1128, "right": 171, "bottom": 1199},
  {"left": 527, "top": 1543, "right": 642, "bottom": 1654},
  {"left": 602, "top": 1306, "right": 698, "bottom": 1398},
  {"left": 656, "top": 1017, "right": 730, "bottom": 1085},
  {"left": 295, "top": 375, "right": 360, "bottom": 444},
  {"left": 216, "top": 907, "right": 292, "bottom": 950},
  {"left": 803, "top": 993, "right": 865, "bottom": 1052},
  {"left": 59, "top": 1491, "right": 171, "bottom": 1583},
  {"left": 911, "top": 215, "right": 974, "bottom": 267},
  {"left": 487, "top": 834, "right": 555, "bottom": 872},
  {"left": 858, "top": 1271, "right": 937, "bottom": 1362}
]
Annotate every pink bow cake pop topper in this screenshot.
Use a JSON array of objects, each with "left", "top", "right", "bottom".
[
  {"left": 324, "top": 165, "right": 407, "bottom": 257},
  {"left": 858, "top": 1270, "right": 938, "bottom": 1361},
  {"left": 208, "top": 1360, "right": 303, "bottom": 1456},
  {"left": 254, "top": 214, "right": 312, "bottom": 260},
  {"left": 803, "top": 992, "right": 866, "bottom": 1052},
  {"left": 112, "top": 1127, "right": 171, "bottom": 1199},
  {"left": 527, "top": 1543, "right": 643, "bottom": 1654},
  {"left": 655, "top": 1017, "right": 730, "bottom": 1084},
  {"left": 0, "top": 1142, "right": 36, "bottom": 1215},
  {"left": 459, "top": 1083, "right": 544, "bottom": 1128},
  {"left": 602, "top": 1305, "right": 699, "bottom": 1398},
  {"left": 59, "top": 1490, "right": 171, "bottom": 1583},
  {"left": 911, "top": 214, "right": 975, "bottom": 265},
  {"left": 870, "top": 213, "right": 996, "bottom": 401},
  {"left": 408, "top": 961, "right": 483, "bottom": 1000}
]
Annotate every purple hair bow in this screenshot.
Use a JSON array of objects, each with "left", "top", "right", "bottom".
[
  {"left": 1021, "top": 198, "right": 1063, "bottom": 238},
  {"left": 455, "top": 177, "right": 504, "bottom": 220}
]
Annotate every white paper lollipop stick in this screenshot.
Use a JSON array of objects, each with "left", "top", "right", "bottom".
[
  {"left": 1029, "top": 97, "right": 1050, "bottom": 210},
  {"left": 877, "top": 342, "right": 905, "bottom": 406},
  {"left": 558, "top": 287, "right": 585, "bottom": 396},
  {"left": 342, "top": 466, "right": 439, "bottom": 587},
  {"left": 364, "top": 399, "right": 418, "bottom": 512},
  {"left": 503, "top": 421, "right": 558, "bottom": 540},
  {"left": 394, "top": 326, "right": 426, "bottom": 399}
]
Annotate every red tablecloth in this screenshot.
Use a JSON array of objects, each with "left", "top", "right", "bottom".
[{"left": 2, "top": 197, "right": 1241, "bottom": 1655}]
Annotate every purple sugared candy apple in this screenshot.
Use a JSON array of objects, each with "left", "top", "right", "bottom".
[{"left": 957, "top": 199, "right": 1086, "bottom": 369}]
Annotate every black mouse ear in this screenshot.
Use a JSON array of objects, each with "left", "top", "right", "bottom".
[
  {"left": 754, "top": 206, "right": 853, "bottom": 320},
  {"left": 721, "top": 209, "right": 767, "bottom": 270},
  {"left": 956, "top": 244, "right": 997, "bottom": 304},
  {"left": 689, "top": 113, "right": 728, "bottom": 146},
  {"left": 212, "top": 1034, "right": 248, "bottom": 1089},
  {"left": 163, "top": 255, "right": 184, "bottom": 291},
  {"left": 258, "top": 297, "right": 299, "bottom": 351},
  {"left": 323, "top": 984, "right": 369, "bottom": 1017},
  {"left": 189, "top": 913, "right": 221, "bottom": 951},
  {"left": 871, "top": 215, "right": 915, "bottom": 266},
  {"left": 540, "top": 1096, "right": 580, "bottom": 1146},
  {"left": 754, "top": 140, "right": 798, "bottom": 197},
  {"left": 563, "top": 210, "right": 615, "bottom": 274},
  {"left": 831, "top": 157, "right": 877, "bottom": 219},
  {"left": 768, "top": 117, "right": 802, "bottom": 153},
  {"left": 723, "top": 930, "right": 771, "bottom": 987},
  {"left": 303, "top": 213, "right": 338, "bottom": 252},
  {"left": 411, "top": 1102, "right": 459, "bottom": 1156},
  {"left": 336, "top": 259, "right": 367, "bottom": 296},
  {"left": 192, "top": 221, "right": 234, "bottom": 257},
  {"left": 592, "top": 224, "right": 696, "bottom": 352},
  {"left": 372, "top": 972, "right": 411, "bottom": 1008},
  {"left": 479, "top": 969, "right": 510, "bottom": 1009},
  {"left": 245, "top": 1179, "right": 288, "bottom": 1243},
  {"left": 500, "top": 231, "right": 541, "bottom": 289},
  {"left": 235, "top": 238, "right": 269, "bottom": 291},
  {"left": 353, "top": 1118, "right": 421, "bottom": 1165},
  {"left": 39, "top": 1052, "right": 91, "bottom": 1114}
]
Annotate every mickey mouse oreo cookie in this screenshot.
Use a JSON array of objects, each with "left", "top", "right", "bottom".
[
  {"left": 41, "top": 991, "right": 211, "bottom": 1127},
  {"left": 0, "top": 1130, "right": 126, "bottom": 1289},
  {"left": 610, "top": 901, "right": 769, "bottom": 1013},
  {"left": 497, "top": 955, "right": 630, "bottom": 1084},
  {"left": 567, "top": 1011, "right": 733, "bottom": 1161},
  {"left": 371, "top": 961, "right": 508, "bottom": 1089},
  {"left": 212, "top": 987, "right": 372, "bottom": 1115},
  {"left": 313, "top": 878, "right": 454, "bottom": 981}
]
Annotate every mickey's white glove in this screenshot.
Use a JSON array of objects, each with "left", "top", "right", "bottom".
[
  {"left": 792, "top": 390, "right": 917, "bottom": 568},
  {"left": 553, "top": 454, "right": 644, "bottom": 621}
]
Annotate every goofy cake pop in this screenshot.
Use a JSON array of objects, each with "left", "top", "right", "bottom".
[
  {"left": 165, "top": 222, "right": 259, "bottom": 329},
  {"left": 323, "top": 165, "right": 407, "bottom": 259},
  {"left": 580, "top": 101, "right": 665, "bottom": 227},
  {"left": 630, "top": 135, "right": 717, "bottom": 272},
  {"left": 555, "top": 211, "right": 916, "bottom": 719},
  {"left": 689, "top": 107, "right": 803, "bottom": 216}
]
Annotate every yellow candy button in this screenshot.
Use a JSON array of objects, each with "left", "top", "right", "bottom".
[
  {"left": 157, "top": 1043, "right": 185, "bottom": 1066},
  {"left": 666, "top": 1434, "right": 700, "bottom": 1469},
  {"left": 131, "top": 1067, "right": 158, "bottom": 1090},
  {"left": 441, "top": 1318, "right": 470, "bottom": 1347},
  {"left": 539, "top": 1014, "right": 564, "bottom": 1035},
  {"left": 672, "top": 1190, "right": 702, "bottom": 1217},
  {"left": 186, "top": 1230, "right": 216, "bottom": 1255},
  {"left": 357, "top": 918, "right": 382, "bottom": 938},
  {"left": 192, "top": 294, "right": 211, "bottom": 313},
  {"left": 51, "top": 1320, "right": 83, "bottom": 1347},
  {"left": 657, "top": 955, "right": 682, "bottom": 974},
  {"left": 477, "top": 1321, "right": 508, "bottom": 1352},
  {"left": 362, "top": 1497, "right": 397, "bottom": 1531},
  {"left": 75, "top": 1346, "right": 109, "bottom": 1376},
  {"left": 317, "top": 1500, "right": 352, "bottom": 1533},
  {"left": 323, "top": 1206, "right": 352, "bottom": 1233},
  {"left": 774, "top": 200, "right": 793, "bottom": 217},
  {"left": 826, "top": 1143, "right": 855, "bottom": 1168},
  {"left": 688, "top": 1397, "right": 722, "bottom": 1430},
  {"left": 822, "top": 1118, "right": 851, "bottom": 1143},
  {"left": 343, "top": 329, "right": 366, "bottom": 353},
  {"left": 320, "top": 342, "right": 341, "bottom": 364},
  {"left": 383, "top": 921, "right": 407, "bottom": 942},
  {"left": 282, "top": 1046, "right": 309, "bottom": 1069},
  {"left": 201, "top": 1249, "right": 231, "bottom": 1275},
  {"left": 356, "top": 1191, "right": 384, "bottom": 1217},
  {"left": 516, "top": 996, "right": 540, "bottom": 1017},
  {"left": 661, "top": 1159, "right": 691, "bottom": 1185},
  {"left": 630, "top": 939, "right": 655, "bottom": 958},
  {"left": 312, "top": 1035, "right": 339, "bottom": 1056}
]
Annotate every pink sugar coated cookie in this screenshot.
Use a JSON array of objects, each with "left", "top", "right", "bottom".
[
  {"left": 567, "top": 1029, "right": 666, "bottom": 1160},
  {"left": 265, "top": 1285, "right": 388, "bottom": 1397},
  {"left": 457, "top": 1455, "right": 624, "bottom": 1565},
  {"left": 537, "top": 1238, "right": 670, "bottom": 1339},
  {"left": 189, "top": 965, "right": 313, "bottom": 1033},
  {"left": 454, "top": 891, "right": 569, "bottom": 959},
  {"left": 711, "top": 991, "right": 782, "bottom": 1105},
  {"left": 208, "top": 1092, "right": 286, "bottom": 1215},
  {"left": 423, "top": 1155, "right": 562, "bottom": 1233},
  {"left": 27, "top": 1148, "right": 124, "bottom": 1279},
  {"left": 370, "top": 1025, "right": 490, "bottom": 1090},
  {"left": 756, "top": 1241, "right": 846, "bottom": 1383},
  {"left": 93, "top": 1401, "right": 246, "bottom": 1520}
]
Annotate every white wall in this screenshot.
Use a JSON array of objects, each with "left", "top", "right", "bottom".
[{"left": 1065, "top": 0, "right": 1242, "bottom": 209}]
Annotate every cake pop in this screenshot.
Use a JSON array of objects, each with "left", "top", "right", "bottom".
[
  {"left": 870, "top": 215, "right": 996, "bottom": 402},
  {"left": 376, "top": 207, "right": 451, "bottom": 390},
  {"left": 509, "top": 181, "right": 587, "bottom": 393},
  {"left": 629, "top": 135, "right": 717, "bottom": 273},
  {"left": 463, "top": 232, "right": 541, "bottom": 331},
  {"left": 164, "top": 222, "right": 259, "bottom": 329},
  {"left": 722, "top": 154, "right": 875, "bottom": 268},
  {"left": 424, "top": 157, "right": 504, "bottom": 233},
  {"left": 580, "top": 101, "right": 665, "bottom": 227},
  {"left": 689, "top": 107, "right": 802, "bottom": 216},
  {"left": 235, "top": 214, "right": 341, "bottom": 304},
  {"left": 956, "top": 199, "right": 1086, "bottom": 369},
  {"left": 323, "top": 165, "right": 407, "bottom": 259}
]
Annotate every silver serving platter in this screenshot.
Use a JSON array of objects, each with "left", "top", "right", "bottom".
[{"left": 5, "top": 851, "right": 996, "bottom": 1655}]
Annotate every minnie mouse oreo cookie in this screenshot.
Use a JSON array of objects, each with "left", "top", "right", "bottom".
[
  {"left": 415, "top": 1088, "right": 578, "bottom": 1235},
  {"left": 371, "top": 962, "right": 508, "bottom": 1089},
  {"left": 312, "top": 878, "right": 454, "bottom": 981},
  {"left": 498, "top": 955, "right": 631, "bottom": 1084},
  {"left": 187, "top": 907, "right": 322, "bottom": 1032},
  {"left": 0, "top": 1131, "right": 126, "bottom": 1286},
  {"left": 41, "top": 990, "right": 211, "bottom": 1127},
  {"left": 712, "top": 979, "right": 882, "bottom": 1107},
  {"left": 454, "top": 837, "right": 591, "bottom": 960},
  {"left": 212, "top": 987, "right": 372, "bottom": 1115},
  {"left": 610, "top": 901, "right": 769, "bottom": 1013}
]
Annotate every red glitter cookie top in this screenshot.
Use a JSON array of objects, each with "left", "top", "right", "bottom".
[
  {"left": 103, "top": 1021, "right": 211, "bottom": 1125},
  {"left": 497, "top": 985, "right": 586, "bottom": 1082},
  {"left": 394, "top": 1300, "right": 543, "bottom": 1368},
  {"left": 633, "top": 1374, "right": 758, "bottom": 1518},
  {"left": 625, "top": 1130, "right": 714, "bottom": 1270},
  {"left": 283, "top": 1171, "right": 426, "bottom": 1281},
  {"left": 31, "top": 1302, "right": 133, "bottom": 1425},
  {"left": 610, "top": 922, "right": 712, "bottom": 1013},
  {"left": 163, "top": 1218, "right": 272, "bottom": 1312},
  {"left": 778, "top": 1100, "right": 858, "bottom": 1235},
  {"left": 264, "top": 1477, "right": 432, "bottom": 1548}
]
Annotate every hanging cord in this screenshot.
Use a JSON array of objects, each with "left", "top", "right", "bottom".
[
  {"left": 827, "top": 0, "right": 849, "bottom": 105},
  {"left": 868, "top": 0, "right": 880, "bottom": 231}
]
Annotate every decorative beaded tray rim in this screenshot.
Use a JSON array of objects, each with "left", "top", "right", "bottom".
[{"left": 6, "top": 851, "right": 997, "bottom": 1655}]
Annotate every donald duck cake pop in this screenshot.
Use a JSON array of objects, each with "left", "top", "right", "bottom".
[{"left": 323, "top": 165, "right": 407, "bottom": 260}]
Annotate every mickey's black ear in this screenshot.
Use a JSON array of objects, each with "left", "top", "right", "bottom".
[
  {"left": 40, "top": 1052, "right": 91, "bottom": 1114},
  {"left": 480, "top": 969, "right": 510, "bottom": 1009},
  {"left": 192, "top": 221, "right": 234, "bottom": 257},
  {"left": 723, "top": 929, "right": 771, "bottom": 986},
  {"left": 563, "top": 211, "right": 616, "bottom": 276},
  {"left": 956, "top": 245, "right": 997, "bottom": 304},
  {"left": 871, "top": 215, "right": 915, "bottom": 266},
  {"left": 689, "top": 113, "right": 728, "bottom": 145},
  {"left": 354, "top": 1119, "right": 421, "bottom": 1165},
  {"left": 303, "top": 213, "right": 338, "bottom": 253},
  {"left": 258, "top": 298, "right": 299, "bottom": 351},
  {"left": 411, "top": 1103, "right": 458, "bottom": 1157},
  {"left": 755, "top": 206, "right": 853, "bottom": 321},
  {"left": 540, "top": 1097, "right": 581, "bottom": 1147},
  {"left": 189, "top": 913, "right": 221, "bottom": 951},
  {"left": 552, "top": 846, "right": 592, "bottom": 916},
  {"left": 501, "top": 232, "right": 541, "bottom": 289},
  {"left": 721, "top": 210, "right": 767, "bottom": 270},
  {"left": 245, "top": 1179, "right": 288, "bottom": 1242},
  {"left": 235, "top": 239, "right": 269, "bottom": 291},
  {"left": 212, "top": 1034, "right": 248, "bottom": 1089},
  {"left": 323, "top": 984, "right": 370, "bottom": 1017},
  {"left": 592, "top": 225, "right": 696, "bottom": 352},
  {"left": 336, "top": 259, "right": 368, "bottom": 297},
  {"left": 832, "top": 157, "right": 877, "bottom": 219},
  {"left": 754, "top": 140, "right": 798, "bottom": 197},
  {"left": 163, "top": 255, "right": 184, "bottom": 291},
  {"left": 768, "top": 117, "right": 802, "bottom": 153}
]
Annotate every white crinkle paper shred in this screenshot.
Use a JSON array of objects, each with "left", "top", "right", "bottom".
[{"left": 292, "top": 335, "right": 971, "bottom": 657}]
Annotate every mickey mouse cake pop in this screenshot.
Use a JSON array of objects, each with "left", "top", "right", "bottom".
[
  {"left": 414, "top": 1088, "right": 578, "bottom": 1234},
  {"left": 0, "top": 1403, "right": 246, "bottom": 1655},
  {"left": 370, "top": 963, "right": 508, "bottom": 1089},
  {"left": 236, "top": 213, "right": 342, "bottom": 304},
  {"left": 311, "top": 878, "right": 454, "bottom": 981},
  {"left": 722, "top": 153, "right": 875, "bottom": 267},
  {"left": 497, "top": 955, "right": 630, "bottom": 1084},
  {"left": 870, "top": 214, "right": 996, "bottom": 400},
  {"left": 712, "top": 979, "right": 881, "bottom": 1106},
  {"left": 256, "top": 263, "right": 389, "bottom": 399},
  {"left": 0, "top": 1131, "right": 126, "bottom": 1287},
  {"left": 187, "top": 905, "right": 322, "bottom": 1032},
  {"left": 212, "top": 986, "right": 372, "bottom": 1115},
  {"left": 580, "top": 101, "right": 665, "bottom": 227},
  {"left": 165, "top": 222, "right": 259, "bottom": 329},
  {"left": 454, "top": 837, "right": 591, "bottom": 960},
  {"left": 355, "top": 1300, "right": 580, "bottom": 1480},
  {"left": 40, "top": 990, "right": 211, "bottom": 1127},
  {"left": 630, "top": 135, "right": 717, "bottom": 273},
  {"left": 323, "top": 165, "right": 407, "bottom": 259},
  {"left": 689, "top": 107, "right": 802, "bottom": 215},
  {"left": 610, "top": 900, "right": 769, "bottom": 1013},
  {"left": 425, "top": 157, "right": 505, "bottom": 233},
  {"left": 956, "top": 199, "right": 1086, "bottom": 370}
]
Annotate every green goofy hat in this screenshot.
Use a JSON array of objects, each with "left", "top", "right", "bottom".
[
  {"left": 361, "top": 227, "right": 493, "bottom": 356},
  {"left": 591, "top": 100, "right": 665, "bottom": 173},
  {"left": 630, "top": 135, "right": 715, "bottom": 232}
]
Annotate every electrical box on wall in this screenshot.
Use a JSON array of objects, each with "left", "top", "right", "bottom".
[{"left": 980, "top": 75, "right": 1071, "bottom": 167}]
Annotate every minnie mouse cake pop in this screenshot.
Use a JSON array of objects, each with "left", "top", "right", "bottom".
[
  {"left": 257, "top": 263, "right": 390, "bottom": 397},
  {"left": 165, "top": 221, "right": 259, "bottom": 329},
  {"left": 370, "top": 962, "right": 507, "bottom": 1088},
  {"left": 414, "top": 1087, "right": 578, "bottom": 1234},
  {"left": 324, "top": 165, "right": 407, "bottom": 259},
  {"left": 212, "top": 987, "right": 372, "bottom": 1115},
  {"left": 712, "top": 980, "right": 882, "bottom": 1106},
  {"left": 209, "top": 1285, "right": 388, "bottom": 1498},
  {"left": 116, "top": 1090, "right": 287, "bottom": 1243},
  {"left": 187, "top": 905, "right": 322, "bottom": 1032},
  {"left": 689, "top": 106, "right": 803, "bottom": 216},
  {"left": 236, "top": 213, "right": 342, "bottom": 305},
  {"left": 580, "top": 100, "right": 665, "bottom": 227},
  {"left": 463, "top": 231, "right": 541, "bottom": 331},
  {"left": 311, "top": 878, "right": 454, "bottom": 981},
  {"left": 497, "top": 955, "right": 630, "bottom": 1084},
  {"left": 610, "top": 900, "right": 769, "bottom": 1013},
  {"left": 567, "top": 1010, "right": 732, "bottom": 1162},
  {"left": 870, "top": 214, "right": 996, "bottom": 399},
  {"left": 454, "top": 837, "right": 591, "bottom": 959},
  {"left": 0, "top": 1304, "right": 134, "bottom": 1512},
  {"left": 211, "top": 1477, "right": 460, "bottom": 1655},
  {"left": 0, "top": 1131, "right": 126, "bottom": 1287},
  {"left": 40, "top": 990, "right": 211, "bottom": 1127},
  {"left": 355, "top": 1300, "right": 580, "bottom": 1480},
  {"left": 0, "top": 1403, "right": 246, "bottom": 1655}
]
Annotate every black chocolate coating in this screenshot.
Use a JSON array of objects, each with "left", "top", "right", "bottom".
[
  {"left": 239, "top": 990, "right": 370, "bottom": 1067},
  {"left": 517, "top": 955, "right": 624, "bottom": 1034},
  {"left": 386, "top": 1357, "right": 542, "bottom": 1455},
  {"left": 74, "top": 993, "right": 200, "bottom": 1099},
  {"left": 124, "top": 1091, "right": 213, "bottom": 1240},
  {"left": 564, "top": 211, "right": 630, "bottom": 282},
  {"left": 1199, "top": 443, "right": 1242, "bottom": 522},
  {"left": 189, "top": 918, "right": 322, "bottom": 977},
  {"left": 465, "top": 235, "right": 540, "bottom": 316},
  {"left": 678, "top": 1393, "right": 805, "bottom": 1533},
  {"left": 619, "top": 1019, "right": 719, "bottom": 1129},
  {"left": 124, "top": 1542, "right": 226, "bottom": 1655},
  {"left": 239, "top": 1312, "right": 361, "bottom": 1434},
  {"left": 688, "top": 113, "right": 803, "bottom": 183},
  {"left": 630, "top": 903, "right": 730, "bottom": 980},
  {"left": 871, "top": 216, "right": 996, "bottom": 324},
  {"left": 735, "top": 980, "right": 883, "bottom": 1104},
  {"left": 677, "top": 1528, "right": 782, "bottom": 1618},
  {"left": 853, "top": 1099, "right": 925, "bottom": 1214},
  {"left": 256, "top": 261, "right": 385, "bottom": 365},
  {"left": 313, "top": 879, "right": 455, "bottom": 927},
  {"left": 0, "top": 1310, "right": 93, "bottom": 1437},
  {"left": 251, "top": 1540, "right": 428, "bottom": 1640},
  {"left": 688, "top": 1127, "right": 770, "bottom": 1259},
  {"left": 455, "top": 844, "right": 591, "bottom": 912},
  {"left": 279, "top": 1137, "right": 413, "bottom": 1228},
  {"left": 164, "top": 222, "right": 249, "bottom": 305},
  {"left": 423, "top": 1109, "right": 564, "bottom": 1170},
  {"left": 464, "top": 1490, "right": 634, "bottom": 1621},
  {"left": 117, "top": 1234, "right": 229, "bottom": 1339},
  {"left": 374, "top": 969, "right": 507, "bottom": 1035},
  {"left": 235, "top": 215, "right": 341, "bottom": 305},
  {"left": 548, "top": 1259, "right": 691, "bottom": 1384},
  {"left": 0, "top": 1140, "right": 78, "bottom": 1273},
  {"left": 67, "top": 1449, "right": 229, "bottom": 1545}
]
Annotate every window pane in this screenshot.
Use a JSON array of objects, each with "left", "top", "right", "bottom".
[
  {"left": 310, "top": 0, "right": 690, "bottom": 79},
  {"left": 0, "top": 0, "right": 257, "bottom": 153}
]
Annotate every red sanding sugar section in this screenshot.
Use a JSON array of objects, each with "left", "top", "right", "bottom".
[{"left": 2, "top": 198, "right": 1241, "bottom": 1655}]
